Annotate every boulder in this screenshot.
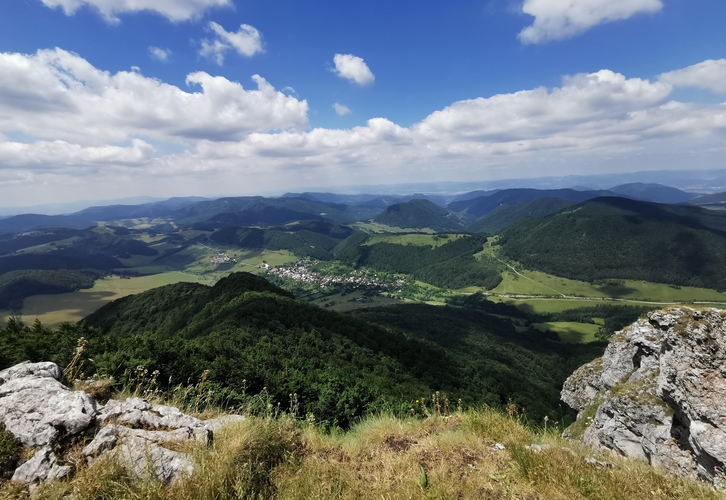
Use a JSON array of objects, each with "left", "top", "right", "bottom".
[
  {"left": 83, "top": 424, "right": 197, "bottom": 484},
  {"left": 0, "top": 361, "right": 98, "bottom": 448},
  {"left": 562, "top": 307, "right": 726, "bottom": 483},
  {"left": 0, "top": 360, "right": 245, "bottom": 489}
]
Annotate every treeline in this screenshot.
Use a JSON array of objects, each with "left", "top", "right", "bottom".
[
  {"left": 335, "top": 234, "right": 504, "bottom": 289},
  {"left": 0, "top": 272, "right": 602, "bottom": 426},
  {"left": 0, "top": 269, "right": 101, "bottom": 309}
]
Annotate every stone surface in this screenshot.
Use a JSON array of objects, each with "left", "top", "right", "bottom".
[
  {"left": 0, "top": 362, "right": 98, "bottom": 448},
  {"left": 98, "top": 397, "right": 206, "bottom": 430},
  {"left": 11, "top": 446, "right": 72, "bottom": 490},
  {"left": 562, "top": 307, "right": 726, "bottom": 483},
  {"left": 0, "top": 360, "right": 245, "bottom": 489},
  {"left": 83, "top": 424, "right": 196, "bottom": 484}
]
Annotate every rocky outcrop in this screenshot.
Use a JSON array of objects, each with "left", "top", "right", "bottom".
[
  {"left": 0, "top": 361, "right": 245, "bottom": 491},
  {"left": 562, "top": 307, "right": 726, "bottom": 484}
]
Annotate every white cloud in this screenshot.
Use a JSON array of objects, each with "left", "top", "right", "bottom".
[
  {"left": 333, "top": 103, "right": 351, "bottom": 116},
  {"left": 0, "top": 48, "right": 308, "bottom": 145},
  {"left": 39, "top": 0, "right": 231, "bottom": 23},
  {"left": 518, "top": 0, "right": 663, "bottom": 44},
  {"left": 199, "top": 22, "right": 264, "bottom": 65},
  {"left": 149, "top": 47, "right": 172, "bottom": 62},
  {"left": 659, "top": 59, "right": 726, "bottom": 94},
  {"left": 333, "top": 54, "right": 375, "bottom": 86},
  {"left": 2, "top": 53, "right": 726, "bottom": 204},
  {"left": 0, "top": 138, "right": 155, "bottom": 169}
]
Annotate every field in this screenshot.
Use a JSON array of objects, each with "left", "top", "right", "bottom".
[
  {"left": 533, "top": 321, "right": 600, "bottom": 343},
  {"left": 362, "top": 233, "right": 468, "bottom": 248},
  {"left": 352, "top": 221, "right": 436, "bottom": 234},
  {"left": 2, "top": 272, "right": 212, "bottom": 326}
]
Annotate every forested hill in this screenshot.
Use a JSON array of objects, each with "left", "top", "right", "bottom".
[
  {"left": 0, "top": 271, "right": 596, "bottom": 426},
  {"left": 499, "top": 196, "right": 726, "bottom": 290},
  {"left": 447, "top": 188, "right": 614, "bottom": 218},
  {"left": 467, "top": 198, "right": 577, "bottom": 233},
  {"left": 373, "top": 199, "right": 472, "bottom": 231}
]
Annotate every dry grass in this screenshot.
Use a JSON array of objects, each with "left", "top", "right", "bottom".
[{"left": 16, "top": 409, "right": 726, "bottom": 500}]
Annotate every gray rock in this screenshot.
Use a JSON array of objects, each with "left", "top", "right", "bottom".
[
  {"left": 562, "top": 307, "right": 726, "bottom": 484},
  {"left": 98, "top": 398, "right": 206, "bottom": 430},
  {"left": 83, "top": 424, "right": 197, "bottom": 484},
  {"left": 0, "top": 362, "right": 98, "bottom": 448},
  {"left": 203, "top": 414, "right": 246, "bottom": 433},
  {"left": 11, "top": 446, "right": 73, "bottom": 490},
  {"left": 585, "top": 457, "right": 615, "bottom": 469}
]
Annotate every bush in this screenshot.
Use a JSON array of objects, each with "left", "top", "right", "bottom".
[{"left": 0, "top": 424, "right": 19, "bottom": 476}]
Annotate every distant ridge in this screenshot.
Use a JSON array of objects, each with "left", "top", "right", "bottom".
[
  {"left": 607, "top": 183, "right": 697, "bottom": 204},
  {"left": 448, "top": 188, "right": 614, "bottom": 218}
]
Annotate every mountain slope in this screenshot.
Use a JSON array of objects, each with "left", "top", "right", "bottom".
[
  {"left": 447, "top": 188, "right": 615, "bottom": 217},
  {"left": 373, "top": 199, "right": 472, "bottom": 231},
  {"left": 467, "top": 198, "right": 577, "bottom": 233},
  {"left": 499, "top": 197, "right": 726, "bottom": 289},
  {"left": 61, "top": 272, "right": 597, "bottom": 425}
]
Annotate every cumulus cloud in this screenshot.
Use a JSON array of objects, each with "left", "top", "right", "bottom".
[
  {"left": 149, "top": 46, "right": 172, "bottom": 62},
  {"left": 659, "top": 59, "right": 726, "bottom": 94},
  {"left": 333, "top": 54, "right": 375, "bottom": 86},
  {"left": 0, "top": 48, "right": 308, "bottom": 145},
  {"left": 39, "top": 0, "right": 231, "bottom": 23},
  {"left": 199, "top": 22, "right": 264, "bottom": 65},
  {"left": 333, "top": 103, "right": 351, "bottom": 116},
  {"left": 3, "top": 52, "right": 726, "bottom": 203},
  {"left": 0, "top": 138, "right": 155, "bottom": 169},
  {"left": 519, "top": 0, "right": 663, "bottom": 44}
]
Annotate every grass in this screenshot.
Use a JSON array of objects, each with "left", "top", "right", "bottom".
[
  {"left": 533, "top": 322, "right": 600, "bottom": 344},
  {"left": 362, "top": 233, "right": 468, "bottom": 248},
  {"left": 352, "top": 221, "right": 436, "bottom": 234},
  {"left": 5, "top": 272, "right": 213, "bottom": 326},
  {"left": 21, "top": 408, "right": 724, "bottom": 500}
]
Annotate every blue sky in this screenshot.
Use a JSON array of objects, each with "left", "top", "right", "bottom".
[{"left": 0, "top": 0, "right": 725, "bottom": 205}]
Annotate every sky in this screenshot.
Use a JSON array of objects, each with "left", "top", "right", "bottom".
[{"left": 0, "top": 0, "right": 725, "bottom": 206}]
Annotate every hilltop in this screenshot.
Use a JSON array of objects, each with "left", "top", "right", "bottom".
[{"left": 372, "top": 199, "right": 473, "bottom": 231}]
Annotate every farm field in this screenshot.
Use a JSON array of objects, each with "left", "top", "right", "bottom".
[
  {"left": 362, "top": 233, "right": 468, "bottom": 248},
  {"left": 3, "top": 272, "right": 212, "bottom": 326},
  {"left": 533, "top": 321, "right": 600, "bottom": 344},
  {"left": 352, "top": 221, "right": 436, "bottom": 234}
]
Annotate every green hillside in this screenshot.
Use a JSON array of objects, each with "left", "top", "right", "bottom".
[
  {"left": 0, "top": 272, "right": 601, "bottom": 426},
  {"left": 334, "top": 233, "right": 504, "bottom": 289},
  {"left": 500, "top": 197, "right": 726, "bottom": 289},
  {"left": 373, "top": 199, "right": 472, "bottom": 231},
  {"left": 210, "top": 221, "right": 354, "bottom": 260},
  {"left": 467, "top": 198, "right": 576, "bottom": 233}
]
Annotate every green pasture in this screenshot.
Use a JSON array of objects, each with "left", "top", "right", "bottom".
[
  {"left": 533, "top": 321, "right": 600, "bottom": 344},
  {"left": 362, "top": 233, "right": 468, "bottom": 248},
  {"left": 492, "top": 268, "right": 726, "bottom": 304},
  {"left": 351, "top": 221, "right": 435, "bottom": 234},
  {"left": 7, "top": 271, "right": 212, "bottom": 327}
]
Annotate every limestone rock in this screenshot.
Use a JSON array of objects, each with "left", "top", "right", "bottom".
[
  {"left": 0, "top": 362, "right": 98, "bottom": 448},
  {"left": 11, "top": 446, "right": 72, "bottom": 490},
  {"left": 83, "top": 424, "right": 196, "bottom": 484},
  {"left": 0, "top": 360, "right": 245, "bottom": 489},
  {"left": 98, "top": 398, "right": 206, "bottom": 430},
  {"left": 562, "top": 307, "right": 726, "bottom": 484}
]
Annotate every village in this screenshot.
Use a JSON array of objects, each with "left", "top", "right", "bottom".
[{"left": 267, "top": 259, "right": 405, "bottom": 294}]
